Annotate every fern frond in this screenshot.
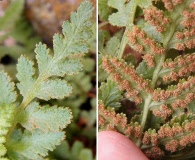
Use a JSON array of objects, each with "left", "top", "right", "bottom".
[
  {"left": 98, "top": 31, "right": 120, "bottom": 56},
  {"left": 158, "top": 114, "right": 195, "bottom": 152},
  {"left": 53, "top": 140, "right": 94, "bottom": 160},
  {"left": 151, "top": 77, "right": 195, "bottom": 109},
  {"left": 0, "top": 72, "right": 16, "bottom": 158},
  {"left": 19, "top": 102, "right": 72, "bottom": 132},
  {"left": 159, "top": 54, "right": 195, "bottom": 82},
  {"left": 99, "top": 0, "right": 195, "bottom": 159},
  {"left": 54, "top": 1, "right": 93, "bottom": 56},
  {"left": 0, "top": 104, "right": 16, "bottom": 158},
  {"left": 16, "top": 1, "right": 93, "bottom": 107},
  {"left": 0, "top": 1, "right": 94, "bottom": 159},
  {"left": 127, "top": 26, "right": 165, "bottom": 55},
  {"left": 7, "top": 129, "right": 64, "bottom": 159},
  {"left": 98, "top": 0, "right": 113, "bottom": 21},
  {"left": 108, "top": 0, "right": 151, "bottom": 27},
  {"left": 102, "top": 56, "right": 152, "bottom": 104},
  {"left": 99, "top": 103, "right": 142, "bottom": 141},
  {"left": 99, "top": 79, "right": 122, "bottom": 108},
  {"left": 0, "top": 71, "right": 16, "bottom": 105}
]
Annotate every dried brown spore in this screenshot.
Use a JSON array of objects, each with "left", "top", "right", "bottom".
[
  {"left": 158, "top": 119, "right": 195, "bottom": 150},
  {"left": 162, "top": 0, "right": 183, "bottom": 11},
  {"left": 186, "top": 39, "right": 195, "bottom": 49},
  {"left": 143, "top": 54, "right": 155, "bottom": 67},
  {"left": 153, "top": 77, "right": 195, "bottom": 104},
  {"left": 143, "top": 132, "right": 150, "bottom": 144},
  {"left": 102, "top": 57, "right": 153, "bottom": 104},
  {"left": 176, "top": 32, "right": 185, "bottom": 39},
  {"left": 144, "top": 147, "right": 165, "bottom": 159},
  {"left": 153, "top": 104, "right": 173, "bottom": 119},
  {"left": 184, "top": 120, "right": 195, "bottom": 132},
  {"left": 171, "top": 93, "right": 195, "bottom": 109},
  {"left": 99, "top": 103, "right": 128, "bottom": 131},
  {"left": 124, "top": 126, "right": 134, "bottom": 136},
  {"left": 151, "top": 134, "right": 158, "bottom": 145},
  {"left": 152, "top": 90, "right": 172, "bottom": 101},
  {"left": 181, "top": 10, "right": 195, "bottom": 28},
  {"left": 179, "top": 133, "right": 195, "bottom": 147},
  {"left": 163, "top": 59, "right": 195, "bottom": 81},
  {"left": 98, "top": 103, "right": 143, "bottom": 138},
  {"left": 127, "top": 27, "right": 165, "bottom": 55},
  {"left": 144, "top": 6, "right": 170, "bottom": 32},
  {"left": 176, "top": 43, "right": 186, "bottom": 50},
  {"left": 175, "top": 28, "right": 195, "bottom": 50},
  {"left": 142, "top": 130, "right": 159, "bottom": 145},
  {"left": 134, "top": 126, "right": 141, "bottom": 138},
  {"left": 165, "top": 140, "right": 179, "bottom": 152},
  {"left": 158, "top": 124, "right": 184, "bottom": 140}
]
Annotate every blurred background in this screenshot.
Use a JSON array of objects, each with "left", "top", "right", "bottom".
[{"left": 0, "top": 0, "right": 96, "bottom": 159}]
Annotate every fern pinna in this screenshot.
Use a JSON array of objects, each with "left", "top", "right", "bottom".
[
  {"left": 0, "top": 1, "right": 93, "bottom": 159},
  {"left": 98, "top": 0, "right": 195, "bottom": 159}
]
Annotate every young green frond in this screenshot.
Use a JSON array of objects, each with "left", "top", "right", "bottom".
[
  {"left": 0, "top": 71, "right": 16, "bottom": 105},
  {"left": 99, "top": 79, "right": 123, "bottom": 108},
  {"left": 0, "top": 1, "right": 94, "bottom": 159},
  {"left": 16, "top": 1, "right": 94, "bottom": 107},
  {"left": 7, "top": 129, "right": 65, "bottom": 159},
  {"left": 107, "top": 0, "right": 151, "bottom": 27},
  {"left": 0, "top": 72, "right": 16, "bottom": 158},
  {"left": 19, "top": 102, "right": 72, "bottom": 132}
]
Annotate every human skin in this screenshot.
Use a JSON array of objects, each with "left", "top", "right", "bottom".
[{"left": 98, "top": 131, "right": 149, "bottom": 160}]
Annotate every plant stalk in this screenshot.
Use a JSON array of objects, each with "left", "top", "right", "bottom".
[{"left": 117, "top": 0, "right": 138, "bottom": 59}]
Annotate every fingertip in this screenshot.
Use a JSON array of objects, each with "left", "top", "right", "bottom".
[{"left": 98, "top": 131, "right": 148, "bottom": 160}]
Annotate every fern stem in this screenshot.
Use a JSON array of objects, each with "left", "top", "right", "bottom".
[
  {"left": 117, "top": 29, "right": 128, "bottom": 59},
  {"left": 151, "top": 54, "right": 166, "bottom": 87},
  {"left": 136, "top": 95, "right": 152, "bottom": 147},
  {"left": 117, "top": 0, "right": 138, "bottom": 59},
  {"left": 5, "top": 72, "right": 48, "bottom": 144},
  {"left": 5, "top": 103, "right": 25, "bottom": 144}
]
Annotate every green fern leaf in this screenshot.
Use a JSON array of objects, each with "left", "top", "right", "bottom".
[
  {"left": 37, "top": 79, "right": 72, "bottom": 100},
  {"left": 98, "top": 0, "right": 113, "bottom": 21},
  {"left": 54, "top": 1, "right": 93, "bottom": 56},
  {"left": 34, "top": 43, "right": 52, "bottom": 75},
  {"left": 108, "top": 0, "right": 151, "bottom": 27},
  {"left": 16, "top": 56, "right": 35, "bottom": 98},
  {"left": 0, "top": 1, "right": 94, "bottom": 159},
  {"left": 0, "top": 73, "right": 12, "bottom": 157},
  {"left": 53, "top": 140, "right": 94, "bottom": 160},
  {"left": 99, "top": 79, "right": 122, "bottom": 108},
  {"left": 7, "top": 129, "right": 64, "bottom": 159},
  {"left": 16, "top": 1, "right": 93, "bottom": 106},
  {"left": 108, "top": 0, "right": 132, "bottom": 27},
  {"left": 0, "top": 104, "right": 16, "bottom": 158},
  {"left": 99, "top": 33, "right": 120, "bottom": 56},
  {"left": 0, "top": 71, "right": 16, "bottom": 105},
  {"left": 19, "top": 102, "right": 72, "bottom": 132},
  {"left": 0, "top": 72, "right": 16, "bottom": 158}
]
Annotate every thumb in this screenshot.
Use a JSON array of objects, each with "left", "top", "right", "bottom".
[{"left": 98, "top": 131, "right": 148, "bottom": 160}]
